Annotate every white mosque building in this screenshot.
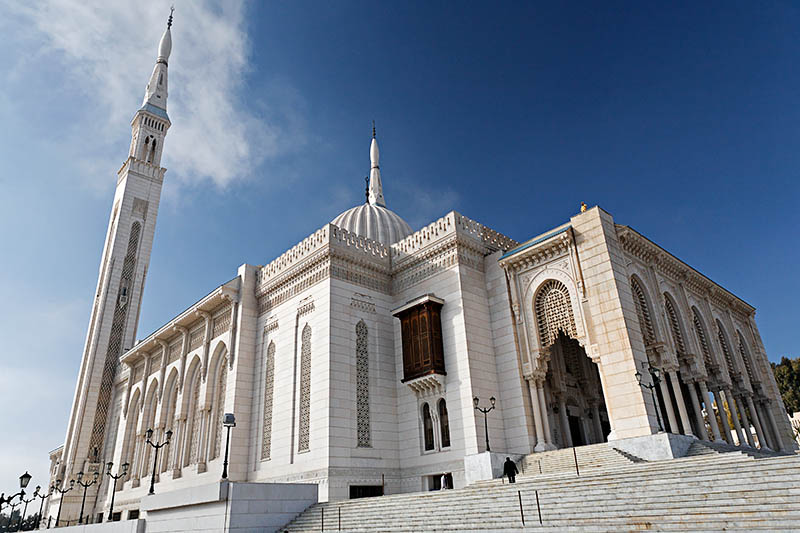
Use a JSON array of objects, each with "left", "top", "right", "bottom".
[{"left": 45, "top": 13, "right": 796, "bottom": 527}]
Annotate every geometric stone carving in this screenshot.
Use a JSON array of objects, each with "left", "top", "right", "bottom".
[
  {"left": 535, "top": 279, "right": 577, "bottom": 347},
  {"left": 298, "top": 324, "right": 312, "bottom": 453},
  {"left": 356, "top": 320, "right": 371, "bottom": 448},
  {"left": 261, "top": 341, "right": 275, "bottom": 460}
]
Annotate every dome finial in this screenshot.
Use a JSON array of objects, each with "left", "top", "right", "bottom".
[
  {"left": 368, "top": 127, "right": 385, "bottom": 207},
  {"left": 372, "top": 120, "right": 376, "bottom": 139},
  {"left": 168, "top": 6, "right": 174, "bottom": 29}
]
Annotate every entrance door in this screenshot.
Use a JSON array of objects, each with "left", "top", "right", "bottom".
[{"left": 568, "top": 415, "right": 585, "bottom": 446}]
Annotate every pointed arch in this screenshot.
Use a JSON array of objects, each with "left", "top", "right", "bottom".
[
  {"left": 422, "top": 402, "right": 434, "bottom": 451},
  {"left": 438, "top": 398, "right": 450, "bottom": 448},
  {"left": 534, "top": 279, "right": 577, "bottom": 347},
  {"left": 716, "top": 319, "right": 737, "bottom": 381},
  {"left": 737, "top": 330, "right": 759, "bottom": 386},
  {"left": 140, "top": 384, "right": 159, "bottom": 477},
  {"left": 122, "top": 389, "right": 142, "bottom": 475},
  {"left": 630, "top": 276, "right": 656, "bottom": 346},
  {"left": 183, "top": 361, "right": 203, "bottom": 466},
  {"left": 692, "top": 307, "right": 714, "bottom": 371},
  {"left": 298, "top": 324, "right": 312, "bottom": 453},
  {"left": 355, "top": 320, "right": 371, "bottom": 448},
  {"left": 261, "top": 340, "right": 276, "bottom": 460},
  {"left": 663, "top": 293, "right": 687, "bottom": 358},
  {"left": 160, "top": 368, "right": 179, "bottom": 473},
  {"left": 210, "top": 352, "right": 229, "bottom": 460}
]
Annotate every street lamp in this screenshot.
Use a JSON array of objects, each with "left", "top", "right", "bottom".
[
  {"left": 145, "top": 428, "right": 173, "bottom": 495},
  {"left": 34, "top": 485, "right": 51, "bottom": 530},
  {"left": 473, "top": 396, "right": 496, "bottom": 452},
  {"left": 105, "top": 462, "right": 129, "bottom": 522},
  {"left": 15, "top": 485, "right": 40, "bottom": 531},
  {"left": 221, "top": 413, "right": 236, "bottom": 479},
  {"left": 53, "top": 478, "right": 75, "bottom": 527},
  {"left": 0, "top": 471, "right": 33, "bottom": 512},
  {"left": 75, "top": 470, "right": 100, "bottom": 524},
  {"left": 636, "top": 364, "right": 664, "bottom": 432}
]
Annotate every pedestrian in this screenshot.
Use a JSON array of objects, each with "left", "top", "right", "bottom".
[
  {"left": 440, "top": 473, "right": 449, "bottom": 490},
  {"left": 503, "top": 457, "right": 518, "bottom": 484}
]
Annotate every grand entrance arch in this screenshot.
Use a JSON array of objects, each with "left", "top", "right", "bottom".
[
  {"left": 529, "top": 279, "right": 610, "bottom": 449},
  {"left": 544, "top": 330, "right": 610, "bottom": 448}
]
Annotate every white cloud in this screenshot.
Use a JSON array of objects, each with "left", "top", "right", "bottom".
[{"left": 4, "top": 0, "right": 302, "bottom": 188}]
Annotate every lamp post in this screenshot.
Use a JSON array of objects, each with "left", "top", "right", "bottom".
[
  {"left": 0, "top": 471, "right": 33, "bottom": 513},
  {"left": 34, "top": 485, "right": 51, "bottom": 530},
  {"left": 144, "top": 428, "right": 172, "bottom": 495},
  {"left": 221, "top": 413, "right": 236, "bottom": 479},
  {"left": 53, "top": 478, "right": 75, "bottom": 528},
  {"left": 473, "top": 396, "right": 496, "bottom": 452},
  {"left": 636, "top": 364, "right": 664, "bottom": 432},
  {"left": 105, "top": 462, "right": 129, "bottom": 522},
  {"left": 15, "top": 485, "right": 39, "bottom": 531},
  {"left": 75, "top": 470, "right": 100, "bottom": 524}
]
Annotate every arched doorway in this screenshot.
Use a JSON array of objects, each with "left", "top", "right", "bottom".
[
  {"left": 545, "top": 330, "right": 609, "bottom": 447},
  {"left": 532, "top": 279, "right": 610, "bottom": 448}
]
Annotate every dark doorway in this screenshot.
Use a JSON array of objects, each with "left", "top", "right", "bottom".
[
  {"left": 427, "top": 472, "right": 453, "bottom": 491},
  {"left": 349, "top": 485, "right": 384, "bottom": 499},
  {"left": 568, "top": 415, "right": 585, "bottom": 446}
]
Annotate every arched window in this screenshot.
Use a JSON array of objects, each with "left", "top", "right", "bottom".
[
  {"left": 664, "top": 294, "right": 686, "bottom": 357},
  {"left": 141, "top": 388, "right": 158, "bottom": 477},
  {"left": 261, "top": 341, "right": 275, "bottom": 460},
  {"left": 438, "top": 399, "right": 450, "bottom": 448},
  {"left": 692, "top": 308, "right": 714, "bottom": 370},
  {"left": 148, "top": 139, "right": 157, "bottom": 163},
  {"left": 716, "top": 320, "right": 736, "bottom": 380},
  {"left": 422, "top": 403, "right": 434, "bottom": 451},
  {"left": 211, "top": 356, "right": 228, "bottom": 460},
  {"left": 535, "top": 280, "right": 577, "bottom": 347},
  {"left": 356, "top": 320, "right": 371, "bottom": 448},
  {"left": 630, "top": 277, "right": 656, "bottom": 346},
  {"left": 298, "top": 324, "right": 312, "bottom": 453}
]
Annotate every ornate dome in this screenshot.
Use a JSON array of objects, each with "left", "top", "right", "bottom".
[
  {"left": 331, "top": 203, "right": 412, "bottom": 245},
  {"left": 330, "top": 129, "right": 413, "bottom": 246}
]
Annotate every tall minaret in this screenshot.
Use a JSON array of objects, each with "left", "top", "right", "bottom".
[{"left": 58, "top": 12, "right": 174, "bottom": 483}]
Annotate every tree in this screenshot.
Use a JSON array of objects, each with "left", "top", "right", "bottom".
[{"left": 771, "top": 356, "right": 800, "bottom": 414}]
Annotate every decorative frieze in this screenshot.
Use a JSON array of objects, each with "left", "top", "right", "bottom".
[
  {"left": 212, "top": 304, "right": 232, "bottom": 338},
  {"left": 350, "top": 295, "right": 376, "bottom": 314}
]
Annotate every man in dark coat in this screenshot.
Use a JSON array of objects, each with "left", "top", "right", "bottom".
[{"left": 503, "top": 457, "right": 518, "bottom": 483}]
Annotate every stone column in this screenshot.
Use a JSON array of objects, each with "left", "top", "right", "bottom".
[
  {"left": 699, "top": 381, "right": 722, "bottom": 442},
  {"left": 558, "top": 397, "right": 572, "bottom": 448},
  {"left": 736, "top": 397, "right": 756, "bottom": 447},
  {"left": 528, "top": 380, "right": 546, "bottom": 452},
  {"left": 537, "top": 383, "right": 553, "bottom": 448},
  {"left": 714, "top": 390, "right": 733, "bottom": 444},
  {"left": 762, "top": 401, "right": 785, "bottom": 452},
  {"left": 658, "top": 377, "right": 679, "bottom": 434},
  {"left": 724, "top": 390, "right": 746, "bottom": 446},
  {"left": 687, "top": 382, "right": 709, "bottom": 440},
  {"left": 746, "top": 396, "right": 768, "bottom": 449},
  {"left": 591, "top": 403, "right": 603, "bottom": 443},
  {"left": 668, "top": 372, "right": 693, "bottom": 436}
]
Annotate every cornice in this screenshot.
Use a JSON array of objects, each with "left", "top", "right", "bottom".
[
  {"left": 499, "top": 229, "right": 572, "bottom": 272},
  {"left": 617, "top": 225, "right": 754, "bottom": 315}
]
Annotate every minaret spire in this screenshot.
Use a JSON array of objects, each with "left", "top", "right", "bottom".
[
  {"left": 142, "top": 8, "right": 173, "bottom": 111},
  {"left": 368, "top": 122, "right": 386, "bottom": 207}
]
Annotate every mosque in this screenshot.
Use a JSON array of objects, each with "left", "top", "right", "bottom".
[{"left": 45, "top": 12, "right": 795, "bottom": 528}]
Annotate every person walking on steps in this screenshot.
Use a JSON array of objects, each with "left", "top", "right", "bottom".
[{"left": 503, "top": 457, "right": 518, "bottom": 484}]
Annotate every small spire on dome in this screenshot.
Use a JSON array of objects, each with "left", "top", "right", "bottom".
[
  {"left": 365, "top": 175, "right": 369, "bottom": 204},
  {"left": 372, "top": 120, "right": 376, "bottom": 139},
  {"left": 168, "top": 6, "right": 174, "bottom": 29}
]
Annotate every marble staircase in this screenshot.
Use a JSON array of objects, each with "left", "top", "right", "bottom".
[{"left": 280, "top": 443, "right": 800, "bottom": 532}]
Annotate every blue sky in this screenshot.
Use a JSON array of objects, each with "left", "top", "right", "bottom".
[{"left": 0, "top": 0, "right": 798, "bottom": 491}]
